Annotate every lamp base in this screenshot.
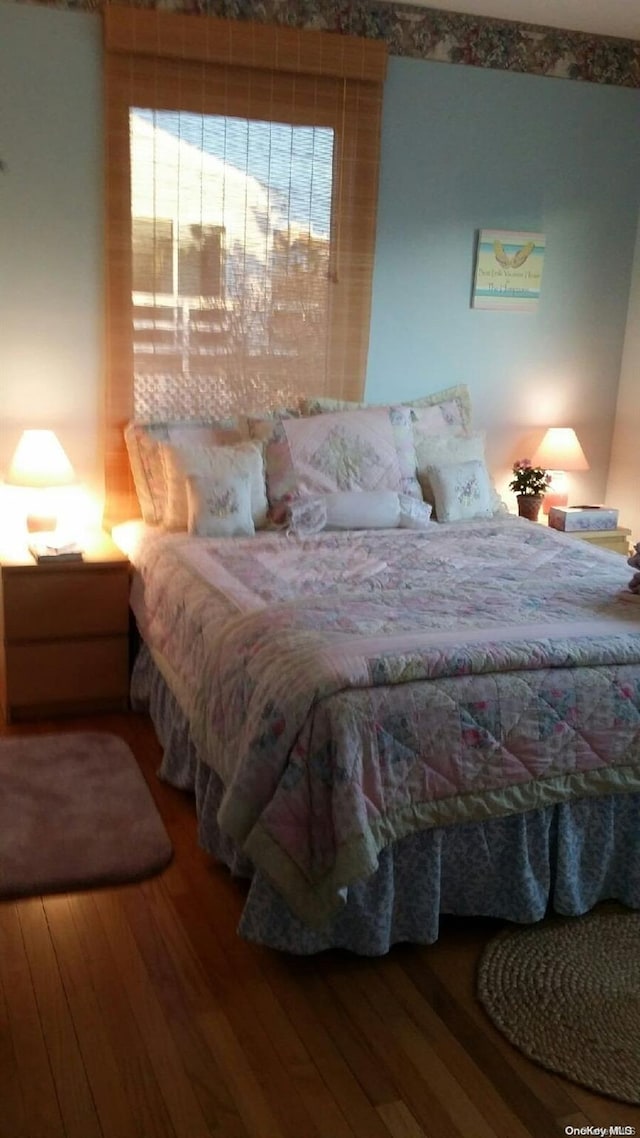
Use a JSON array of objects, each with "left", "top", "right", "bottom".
[
  {"left": 542, "top": 492, "right": 569, "bottom": 516},
  {"left": 542, "top": 471, "right": 569, "bottom": 516},
  {"left": 26, "top": 514, "right": 58, "bottom": 533}
]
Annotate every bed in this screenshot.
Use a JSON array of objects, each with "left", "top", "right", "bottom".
[{"left": 122, "top": 511, "right": 640, "bottom": 954}]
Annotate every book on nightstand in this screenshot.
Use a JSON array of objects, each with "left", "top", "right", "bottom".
[{"left": 28, "top": 540, "right": 84, "bottom": 563}]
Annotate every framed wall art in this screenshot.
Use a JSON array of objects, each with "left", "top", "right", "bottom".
[{"left": 472, "top": 229, "right": 546, "bottom": 311}]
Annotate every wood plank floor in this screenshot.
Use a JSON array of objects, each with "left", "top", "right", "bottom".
[{"left": 1, "top": 710, "right": 639, "bottom": 1138}]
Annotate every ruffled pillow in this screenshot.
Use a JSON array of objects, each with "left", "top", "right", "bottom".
[{"left": 397, "top": 495, "right": 434, "bottom": 530}]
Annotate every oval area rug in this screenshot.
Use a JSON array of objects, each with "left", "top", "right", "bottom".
[
  {"left": 0, "top": 732, "right": 173, "bottom": 898},
  {"left": 477, "top": 908, "right": 640, "bottom": 1104}
]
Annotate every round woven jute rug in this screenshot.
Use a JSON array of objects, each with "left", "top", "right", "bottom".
[{"left": 477, "top": 909, "right": 640, "bottom": 1104}]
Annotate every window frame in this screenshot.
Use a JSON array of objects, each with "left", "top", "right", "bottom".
[{"left": 103, "top": 8, "right": 387, "bottom": 525}]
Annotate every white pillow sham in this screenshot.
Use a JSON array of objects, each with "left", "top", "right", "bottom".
[
  {"left": 425, "top": 459, "right": 494, "bottom": 522},
  {"left": 415, "top": 430, "right": 506, "bottom": 517},
  {"left": 186, "top": 471, "right": 255, "bottom": 537},
  {"left": 160, "top": 440, "right": 268, "bottom": 531},
  {"left": 124, "top": 417, "right": 249, "bottom": 525}
]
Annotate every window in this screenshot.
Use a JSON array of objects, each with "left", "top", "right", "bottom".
[
  {"left": 129, "top": 109, "right": 334, "bottom": 403},
  {"left": 131, "top": 218, "right": 173, "bottom": 295},
  {"left": 104, "top": 8, "right": 386, "bottom": 523}
]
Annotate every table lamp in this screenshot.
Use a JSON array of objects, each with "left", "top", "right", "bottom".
[
  {"left": 532, "top": 427, "right": 589, "bottom": 515},
  {"left": 4, "top": 429, "right": 76, "bottom": 533}
]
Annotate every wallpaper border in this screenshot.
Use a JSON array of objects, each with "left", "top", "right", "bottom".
[{"left": 16, "top": 0, "right": 640, "bottom": 87}]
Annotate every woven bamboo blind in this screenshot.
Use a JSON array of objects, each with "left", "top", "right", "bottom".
[{"left": 103, "top": 6, "right": 387, "bottom": 525}]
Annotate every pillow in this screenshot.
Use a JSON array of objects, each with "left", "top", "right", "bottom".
[
  {"left": 298, "top": 400, "right": 366, "bottom": 418},
  {"left": 246, "top": 409, "right": 300, "bottom": 449},
  {"left": 414, "top": 430, "right": 506, "bottom": 517},
  {"left": 298, "top": 395, "right": 364, "bottom": 415},
  {"left": 124, "top": 417, "right": 249, "bottom": 525},
  {"left": 286, "top": 496, "right": 328, "bottom": 536},
  {"left": 264, "top": 405, "right": 422, "bottom": 511},
  {"left": 397, "top": 495, "right": 434, "bottom": 530},
  {"left": 286, "top": 491, "right": 432, "bottom": 534},
  {"left": 186, "top": 471, "right": 255, "bottom": 537},
  {"left": 300, "top": 384, "right": 472, "bottom": 433},
  {"left": 409, "top": 405, "right": 467, "bottom": 453},
  {"left": 407, "top": 384, "right": 472, "bottom": 432},
  {"left": 324, "top": 491, "right": 432, "bottom": 530},
  {"left": 426, "top": 459, "right": 494, "bottom": 522},
  {"left": 324, "top": 490, "right": 402, "bottom": 530},
  {"left": 160, "top": 440, "right": 268, "bottom": 531}
]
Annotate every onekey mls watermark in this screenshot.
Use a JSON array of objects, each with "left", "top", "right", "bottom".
[{"left": 564, "top": 1128, "right": 636, "bottom": 1136}]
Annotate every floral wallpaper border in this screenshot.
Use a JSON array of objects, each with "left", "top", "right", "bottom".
[{"left": 18, "top": 0, "right": 640, "bottom": 87}]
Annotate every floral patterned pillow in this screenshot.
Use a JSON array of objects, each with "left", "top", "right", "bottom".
[
  {"left": 300, "top": 383, "right": 472, "bottom": 433},
  {"left": 264, "top": 405, "right": 422, "bottom": 511},
  {"left": 409, "top": 404, "right": 467, "bottom": 452},
  {"left": 124, "top": 417, "right": 249, "bottom": 525},
  {"left": 415, "top": 430, "right": 506, "bottom": 516},
  {"left": 186, "top": 471, "right": 255, "bottom": 537},
  {"left": 160, "top": 440, "right": 268, "bottom": 531},
  {"left": 425, "top": 459, "right": 494, "bottom": 522},
  {"left": 407, "top": 384, "right": 472, "bottom": 431}
]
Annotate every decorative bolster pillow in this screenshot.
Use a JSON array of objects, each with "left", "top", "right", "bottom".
[
  {"left": 326, "top": 489, "right": 402, "bottom": 529},
  {"left": 397, "top": 495, "right": 435, "bottom": 529},
  {"left": 286, "top": 491, "right": 432, "bottom": 535}
]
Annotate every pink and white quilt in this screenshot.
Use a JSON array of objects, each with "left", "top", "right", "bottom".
[{"left": 130, "top": 517, "right": 640, "bottom": 924}]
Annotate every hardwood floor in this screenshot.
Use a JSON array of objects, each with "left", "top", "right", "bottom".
[{"left": 1, "top": 710, "right": 639, "bottom": 1138}]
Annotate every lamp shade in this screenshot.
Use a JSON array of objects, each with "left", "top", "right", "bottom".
[
  {"left": 531, "top": 428, "right": 589, "bottom": 472},
  {"left": 5, "top": 430, "right": 75, "bottom": 487}
]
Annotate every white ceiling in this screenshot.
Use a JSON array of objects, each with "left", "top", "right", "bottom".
[{"left": 387, "top": 1, "right": 640, "bottom": 41}]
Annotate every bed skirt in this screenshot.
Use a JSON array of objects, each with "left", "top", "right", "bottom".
[{"left": 132, "top": 644, "right": 640, "bottom": 955}]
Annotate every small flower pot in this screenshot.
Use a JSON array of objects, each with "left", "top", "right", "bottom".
[{"left": 517, "top": 494, "right": 543, "bottom": 522}]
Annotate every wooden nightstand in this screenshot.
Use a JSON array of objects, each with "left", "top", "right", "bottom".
[
  {"left": 0, "top": 532, "right": 130, "bottom": 723},
  {"left": 564, "top": 527, "right": 631, "bottom": 555}
]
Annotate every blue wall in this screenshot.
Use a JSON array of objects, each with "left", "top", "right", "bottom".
[{"left": 366, "top": 57, "right": 640, "bottom": 494}]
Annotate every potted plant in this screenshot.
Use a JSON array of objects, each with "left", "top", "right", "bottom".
[{"left": 509, "top": 459, "right": 552, "bottom": 521}]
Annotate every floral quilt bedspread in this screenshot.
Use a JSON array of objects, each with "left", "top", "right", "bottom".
[{"left": 130, "top": 517, "right": 640, "bottom": 924}]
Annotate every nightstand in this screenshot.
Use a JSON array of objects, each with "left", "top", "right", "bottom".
[
  {"left": 0, "top": 532, "right": 130, "bottom": 723},
  {"left": 563, "top": 527, "right": 631, "bottom": 556}
]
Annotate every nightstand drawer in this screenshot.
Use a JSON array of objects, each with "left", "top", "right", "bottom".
[
  {"left": 3, "top": 566, "right": 130, "bottom": 640},
  {"left": 4, "top": 637, "right": 129, "bottom": 714}
]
